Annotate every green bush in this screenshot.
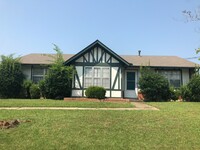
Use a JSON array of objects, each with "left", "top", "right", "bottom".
[
  {"left": 180, "top": 85, "right": 190, "bottom": 101},
  {"left": 44, "top": 45, "right": 74, "bottom": 99},
  {"left": 186, "top": 75, "right": 200, "bottom": 102},
  {"left": 30, "top": 84, "right": 40, "bottom": 99},
  {"left": 22, "top": 80, "right": 33, "bottom": 98},
  {"left": 0, "top": 55, "right": 24, "bottom": 98},
  {"left": 85, "top": 86, "right": 106, "bottom": 99},
  {"left": 139, "top": 67, "right": 170, "bottom": 101},
  {"left": 169, "top": 86, "right": 181, "bottom": 101},
  {"left": 39, "top": 80, "right": 46, "bottom": 98}
]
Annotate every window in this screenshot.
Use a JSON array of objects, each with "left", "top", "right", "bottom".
[
  {"left": 102, "top": 68, "right": 110, "bottom": 88},
  {"left": 93, "top": 68, "right": 101, "bottom": 86},
  {"left": 157, "top": 70, "right": 181, "bottom": 88},
  {"left": 85, "top": 67, "right": 93, "bottom": 87},
  {"left": 84, "top": 67, "right": 110, "bottom": 88},
  {"left": 32, "top": 68, "right": 47, "bottom": 83}
]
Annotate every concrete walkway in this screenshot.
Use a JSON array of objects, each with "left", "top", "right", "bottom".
[
  {"left": 131, "top": 102, "right": 159, "bottom": 110},
  {"left": 0, "top": 102, "right": 159, "bottom": 111}
]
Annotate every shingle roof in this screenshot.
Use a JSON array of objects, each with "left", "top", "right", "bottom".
[
  {"left": 121, "top": 55, "right": 196, "bottom": 68},
  {"left": 20, "top": 53, "right": 74, "bottom": 65},
  {"left": 20, "top": 53, "right": 197, "bottom": 68}
]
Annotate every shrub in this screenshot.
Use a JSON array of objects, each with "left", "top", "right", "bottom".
[
  {"left": 44, "top": 45, "right": 74, "bottom": 99},
  {"left": 39, "top": 80, "right": 46, "bottom": 98},
  {"left": 186, "top": 75, "right": 200, "bottom": 102},
  {"left": 139, "top": 67, "right": 170, "bottom": 101},
  {"left": 180, "top": 85, "right": 191, "bottom": 101},
  {"left": 0, "top": 55, "right": 24, "bottom": 98},
  {"left": 22, "top": 80, "right": 33, "bottom": 98},
  {"left": 30, "top": 84, "right": 40, "bottom": 99},
  {"left": 169, "top": 86, "right": 181, "bottom": 101},
  {"left": 85, "top": 86, "right": 106, "bottom": 99}
]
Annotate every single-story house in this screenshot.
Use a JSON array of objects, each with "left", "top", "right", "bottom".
[{"left": 21, "top": 40, "right": 197, "bottom": 98}]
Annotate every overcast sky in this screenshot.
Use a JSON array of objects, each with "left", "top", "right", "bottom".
[{"left": 0, "top": 0, "right": 200, "bottom": 63}]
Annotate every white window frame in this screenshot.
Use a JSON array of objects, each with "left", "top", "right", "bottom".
[{"left": 84, "top": 66, "right": 110, "bottom": 89}]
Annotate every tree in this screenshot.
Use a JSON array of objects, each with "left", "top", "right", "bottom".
[
  {"left": 183, "top": 7, "right": 200, "bottom": 59},
  {"left": 182, "top": 9, "right": 200, "bottom": 22},
  {"left": 139, "top": 67, "right": 170, "bottom": 101},
  {"left": 44, "top": 45, "right": 74, "bottom": 99},
  {"left": 0, "top": 55, "right": 24, "bottom": 98}
]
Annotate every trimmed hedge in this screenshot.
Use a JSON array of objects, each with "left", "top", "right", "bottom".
[{"left": 85, "top": 86, "right": 106, "bottom": 99}]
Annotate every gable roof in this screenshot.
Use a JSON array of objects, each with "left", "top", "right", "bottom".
[
  {"left": 64, "top": 40, "right": 131, "bottom": 66},
  {"left": 20, "top": 53, "right": 197, "bottom": 68},
  {"left": 20, "top": 40, "right": 197, "bottom": 68}
]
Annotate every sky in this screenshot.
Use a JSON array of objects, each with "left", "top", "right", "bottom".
[{"left": 0, "top": 0, "right": 200, "bottom": 63}]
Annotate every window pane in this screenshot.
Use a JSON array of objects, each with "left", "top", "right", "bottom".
[
  {"left": 85, "top": 78, "right": 92, "bottom": 87},
  {"left": 32, "top": 68, "right": 44, "bottom": 76},
  {"left": 85, "top": 67, "right": 92, "bottom": 77},
  {"left": 94, "top": 78, "right": 101, "bottom": 86},
  {"left": 94, "top": 68, "right": 101, "bottom": 77},
  {"left": 127, "top": 72, "right": 135, "bottom": 80},
  {"left": 170, "top": 80, "right": 181, "bottom": 88},
  {"left": 102, "top": 78, "right": 110, "bottom": 88},
  {"left": 102, "top": 68, "right": 110, "bottom": 78},
  {"left": 158, "top": 70, "right": 181, "bottom": 87}
]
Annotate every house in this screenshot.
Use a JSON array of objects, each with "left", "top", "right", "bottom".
[{"left": 21, "top": 40, "right": 197, "bottom": 98}]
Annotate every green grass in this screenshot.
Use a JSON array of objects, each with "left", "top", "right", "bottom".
[
  {"left": 1, "top": 102, "right": 200, "bottom": 149},
  {"left": 0, "top": 99, "right": 133, "bottom": 108}
]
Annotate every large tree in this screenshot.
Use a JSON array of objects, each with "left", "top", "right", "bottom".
[
  {"left": 43, "top": 45, "right": 74, "bottom": 99},
  {"left": 0, "top": 55, "right": 24, "bottom": 98}
]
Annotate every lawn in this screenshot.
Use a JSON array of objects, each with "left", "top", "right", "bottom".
[
  {"left": 0, "top": 99, "right": 133, "bottom": 108},
  {"left": 1, "top": 102, "right": 200, "bottom": 149}
]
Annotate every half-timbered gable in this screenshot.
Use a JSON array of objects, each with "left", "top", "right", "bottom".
[{"left": 65, "top": 40, "right": 131, "bottom": 97}]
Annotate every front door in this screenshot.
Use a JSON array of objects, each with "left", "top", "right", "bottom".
[{"left": 124, "top": 71, "right": 137, "bottom": 98}]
